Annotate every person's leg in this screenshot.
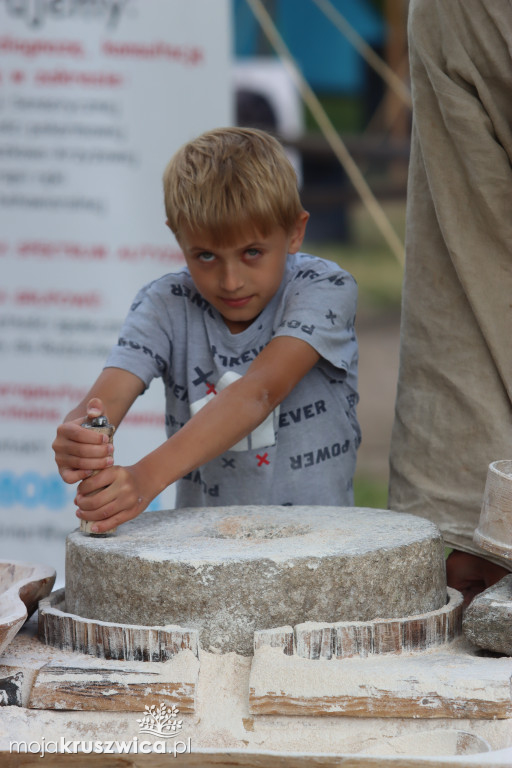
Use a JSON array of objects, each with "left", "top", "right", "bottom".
[
  {"left": 446, "top": 550, "right": 509, "bottom": 606},
  {"left": 389, "top": 0, "right": 512, "bottom": 584}
]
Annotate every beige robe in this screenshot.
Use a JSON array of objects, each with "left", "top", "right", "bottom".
[{"left": 389, "top": 0, "right": 512, "bottom": 568}]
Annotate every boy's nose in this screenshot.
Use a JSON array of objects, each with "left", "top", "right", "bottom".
[{"left": 220, "top": 263, "right": 244, "bottom": 292}]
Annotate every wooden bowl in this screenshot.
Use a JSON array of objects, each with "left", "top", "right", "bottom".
[
  {"left": 0, "top": 560, "right": 55, "bottom": 657},
  {"left": 474, "top": 460, "right": 512, "bottom": 560}
]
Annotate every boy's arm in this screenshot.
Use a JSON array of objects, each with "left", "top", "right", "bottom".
[
  {"left": 52, "top": 368, "right": 145, "bottom": 484},
  {"left": 75, "top": 336, "right": 320, "bottom": 532}
]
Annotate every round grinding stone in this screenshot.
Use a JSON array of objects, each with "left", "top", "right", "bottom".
[{"left": 65, "top": 506, "right": 447, "bottom": 655}]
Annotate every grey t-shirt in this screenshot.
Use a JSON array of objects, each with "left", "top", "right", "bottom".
[{"left": 106, "top": 252, "right": 360, "bottom": 507}]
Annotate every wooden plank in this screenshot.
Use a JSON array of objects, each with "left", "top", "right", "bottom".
[
  {"left": 249, "top": 644, "right": 512, "bottom": 719},
  {"left": 28, "top": 650, "right": 199, "bottom": 712},
  {"left": 0, "top": 749, "right": 494, "bottom": 768},
  {"left": 250, "top": 690, "right": 512, "bottom": 719}
]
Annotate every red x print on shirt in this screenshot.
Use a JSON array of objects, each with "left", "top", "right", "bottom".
[
  {"left": 206, "top": 382, "right": 217, "bottom": 395},
  {"left": 257, "top": 453, "right": 270, "bottom": 466}
]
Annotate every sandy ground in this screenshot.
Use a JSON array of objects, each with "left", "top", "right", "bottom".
[{"left": 355, "top": 313, "right": 401, "bottom": 482}]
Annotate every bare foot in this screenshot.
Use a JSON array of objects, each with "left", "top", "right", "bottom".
[{"left": 446, "top": 549, "right": 509, "bottom": 606}]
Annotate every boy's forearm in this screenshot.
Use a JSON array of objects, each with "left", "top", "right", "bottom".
[
  {"left": 74, "top": 338, "right": 320, "bottom": 530},
  {"left": 133, "top": 337, "right": 320, "bottom": 499},
  {"left": 133, "top": 374, "right": 273, "bottom": 498},
  {"left": 74, "top": 382, "right": 273, "bottom": 532}
]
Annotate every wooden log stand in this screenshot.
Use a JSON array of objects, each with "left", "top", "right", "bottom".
[
  {"left": 38, "top": 589, "right": 199, "bottom": 662},
  {"left": 254, "top": 588, "right": 463, "bottom": 659}
]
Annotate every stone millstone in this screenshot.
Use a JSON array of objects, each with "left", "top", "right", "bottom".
[
  {"left": 65, "top": 506, "right": 447, "bottom": 655},
  {"left": 463, "top": 574, "right": 512, "bottom": 656}
]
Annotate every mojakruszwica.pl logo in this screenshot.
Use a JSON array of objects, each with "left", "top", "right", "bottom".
[{"left": 9, "top": 703, "right": 192, "bottom": 756}]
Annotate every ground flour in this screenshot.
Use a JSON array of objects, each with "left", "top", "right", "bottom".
[{"left": 0, "top": 620, "right": 511, "bottom": 759}]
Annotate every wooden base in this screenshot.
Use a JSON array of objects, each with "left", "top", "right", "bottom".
[
  {"left": 28, "top": 651, "right": 199, "bottom": 712},
  {"left": 254, "top": 588, "right": 463, "bottom": 659},
  {"left": 38, "top": 589, "right": 198, "bottom": 662},
  {"left": 2, "top": 750, "right": 504, "bottom": 768},
  {"left": 0, "top": 750, "right": 503, "bottom": 768}
]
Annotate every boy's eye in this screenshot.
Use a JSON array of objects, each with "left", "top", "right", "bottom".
[
  {"left": 245, "top": 248, "right": 261, "bottom": 259},
  {"left": 197, "top": 251, "right": 216, "bottom": 263}
]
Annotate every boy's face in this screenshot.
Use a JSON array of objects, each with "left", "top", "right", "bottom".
[{"left": 176, "top": 213, "right": 308, "bottom": 334}]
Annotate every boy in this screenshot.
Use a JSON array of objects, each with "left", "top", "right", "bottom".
[{"left": 53, "top": 127, "right": 360, "bottom": 533}]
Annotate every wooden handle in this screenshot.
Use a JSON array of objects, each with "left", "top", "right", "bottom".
[{"left": 79, "top": 420, "right": 116, "bottom": 536}]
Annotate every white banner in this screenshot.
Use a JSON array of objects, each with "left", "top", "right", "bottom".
[{"left": 0, "top": 0, "right": 232, "bottom": 582}]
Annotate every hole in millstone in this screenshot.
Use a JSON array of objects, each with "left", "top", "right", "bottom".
[{"left": 206, "top": 516, "right": 311, "bottom": 540}]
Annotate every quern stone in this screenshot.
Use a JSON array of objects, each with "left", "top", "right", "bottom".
[
  {"left": 463, "top": 574, "right": 512, "bottom": 656},
  {"left": 65, "top": 506, "right": 447, "bottom": 655}
]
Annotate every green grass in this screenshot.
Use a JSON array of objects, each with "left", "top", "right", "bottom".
[
  {"left": 353, "top": 473, "right": 388, "bottom": 509},
  {"left": 304, "top": 94, "right": 364, "bottom": 134}
]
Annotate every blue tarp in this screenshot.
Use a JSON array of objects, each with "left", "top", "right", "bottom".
[{"left": 233, "top": 0, "right": 385, "bottom": 93}]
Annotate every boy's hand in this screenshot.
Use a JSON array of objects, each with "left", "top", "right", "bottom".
[
  {"left": 52, "top": 397, "right": 114, "bottom": 485},
  {"left": 74, "top": 464, "right": 149, "bottom": 533}
]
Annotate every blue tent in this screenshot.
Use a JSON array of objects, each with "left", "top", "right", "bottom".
[{"left": 233, "top": 0, "right": 385, "bottom": 93}]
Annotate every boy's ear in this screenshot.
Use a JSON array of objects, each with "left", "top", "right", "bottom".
[{"left": 288, "top": 211, "right": 309, "bottom": 253}]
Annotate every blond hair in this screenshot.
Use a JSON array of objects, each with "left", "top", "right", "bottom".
[{"left": 163, "top": 127, "right": 303, "bottom": 243}]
